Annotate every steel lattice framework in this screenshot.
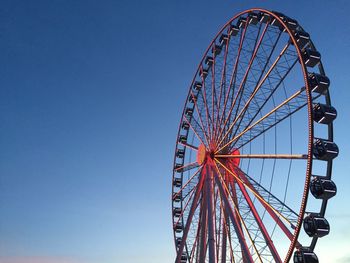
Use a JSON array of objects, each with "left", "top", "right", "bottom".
[{"left": 172, "top": 9, "right": 338, "bottom": 263}]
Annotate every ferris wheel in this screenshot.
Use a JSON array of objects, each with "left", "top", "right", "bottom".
[{"left": 171, "top": 8, "right": 338, "bottom": 263}]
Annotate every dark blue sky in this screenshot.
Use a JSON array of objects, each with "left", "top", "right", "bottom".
[{"left": 0, "top": 1, "right": 349, "bottom": 262}]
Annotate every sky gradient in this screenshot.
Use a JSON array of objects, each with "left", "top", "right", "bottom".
[{"left": 1, "top": 0, "right": 350, "bottom": 262}]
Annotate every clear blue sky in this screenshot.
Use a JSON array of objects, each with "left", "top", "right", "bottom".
[{"left": 0, "top": 1, "right": 349, "bottom": 263}]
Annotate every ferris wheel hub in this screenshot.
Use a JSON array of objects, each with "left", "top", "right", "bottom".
[
  {"left": 196, "top": 144, "right": 207, "bottom": 165},
  {"left": 228, "top": 148, "right": 241, "bottom": 167},
  {"left": 196, "top": 144, "right": 217, "bottom": 165}
]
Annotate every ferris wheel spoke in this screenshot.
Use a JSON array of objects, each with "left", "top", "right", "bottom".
[
  {"left": 214, "top": 170, "right": 254, "bottom": 262},
  {"left": 173, "top": 166, "right": 203, "bottom": 202},
  {"left": 216, "top": 41, "right": 291, "bottom": 150},
  {"left": 217, "top": 19, "right": 250, "bottom": 142},
  {"left": 211, "top": 52, "right": 218, "bottom": 139},
  {"left": 218, "top": 187, "right": 236, "bottom": 263},
  {"left": 218, "top": 168, "right": 265, "bottom": 262},
  {"left": 220, "top": 206, "right": 228, "bottom": 263},
  {"left": 220, "top": 169, "right": 302, "bottom": 254},
  {"left": 227, "top": 179, "right": 247, "bottom": 262},
  {"left": 174, "top": 161, "right": 200, "bottom": 173},
  {"left": 214, "top": 158, "right": 298, "bottom": 235},
  {"left": 194, "top": 88, "right": 211, "bottom": 143},
  {"left": 216, "top": 86, "right": 313, "bottom": 153},
  {"left": 216, "top": 165, "right": 265, "bottom": 261},
  {"left": 233, "top": 175, "right": 283, "bottom": 262},
  {"left": 224, "top": 31, "right": 287, "bottom": 145},
  {"left": 215, "top": 187, "right": 221, "bottom": 259},
  {"left": 176, "top": 171, "right": 202, "bottom": 221},
  {"left": 214, "top": 166, "right": 261, "bottom": 262},
  {"left": 218, "top": 24, "right": 268, "bottom": 146},
  {"left": 199, "top": 76, "right": 215, "bottom": 142},
  {"left": 198, "top": 179, "right": 208, "bottom": 262},
  {"left": 233, "top": 92, "right": 319, "bottom": 152},
  {"left": 182, "top": 183, "right": 197, "bottom": 202},
  {"left": 233, "top": 166, "right": 299, "bottom": 226},
  {"left": 216, "top": 153, "right": 308, "bottom": 160},
  {"left": 233, "top": 168, "right": 303, "bottom": 247},
  {"left": 173, "top": 179, "right": 199, "bottom": 229},
  {"left": 215, "top": 22, "right": 270, "bottom": 146},
  {"left": 219, "top": 198, "right": 235, "bottom": 263},
  {"left": 204, "top": 165, "right": 217, "bottom": 262},
  {"left": 188, "top": 216, "right": 202, "bottom": 263},
  {"left": 216, "top": 184, "right": 227, "bottom": 261},
  {"left": 178, "top": 141, "right": 198, "bottom": 151},
  {"left": 183, "top": 115, "right": 209, "bottom": 147},
  {"left": 175, "top": 171, "right": 205, "bottom": 263},
  {"left": 227, "top": 54, "right": 299, "bottom": 150},
  {"left": 190, "top": 89, "right": 212, "bottom": 146},
  {"left": 214, "top": 35, "right": 231, "bottom": 141}
]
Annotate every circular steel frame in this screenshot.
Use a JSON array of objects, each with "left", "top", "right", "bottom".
[{"left": 171, "top": 8, "right": 336, "bottom": 263}]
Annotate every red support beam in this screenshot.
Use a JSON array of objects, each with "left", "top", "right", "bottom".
[
  {"left": 198, "top": 180, "right": 208, "bottom": 262},
  {"left": 175, "top": 168, "right": 205, "bottom": 263},
  {"left": 233, "top": 173, "right": 282, "bottom": 262},
  {"left": 206, "top": 165, "right": 217, "bottom": 262},
  {"left": 214, "top": 173, "right": 254, "bottom": 263},
  {"left": 233, "top": 167, "right": 296, "bottom": 242}
]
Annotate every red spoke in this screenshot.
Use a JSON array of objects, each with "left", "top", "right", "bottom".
[
  {"left": 214, "top": 36, "right": 231, "bottom": 141},
  {"left": 200, "top": 72, "right": 214, "bottom": 143},
  {"left": 212, "top": 186, "right": 221, "bottom": 260},
  {"left": 198, "top": 177, "right": 208, "bottom": 262},
  {"left": 219, "top": 191, "right": 235, "bottom": 263},
  {"left": 173, "top": 166, "right": 203, "bottom": 201},
  {"left": 173, "top": 170, "right": 204, "bottom": 229},
  {"left": 216, "top": 188, "right": 222, "bottom": 260},
  {"left": 215, "top": 164, "right": 263, "bottom": 262},
  {"left": 217, "top": 159, "right": 300, "bottom": 245},
  {"left": 216, "top": 153, "right": 308, "bottom": 159},
  {"left": 214, "top": 167, "right": 255, "bottom": 263},
  {"left": 211, "top": 53, "right": 217, "bottom": 140},
  {"left": 215, "top": 22, "right": 270, "bottom": 147},
  {"left": 175, "top": 170, "right": 206, "bottom": 263},
  {"left": 178, "top": 141, "right": 198, "bottom": 151},
  {"left": 190, "top": 89, "right": 212, "bottom": 146},
  {"left": 189, "top": 217, "right": 202, "bottom": 263},
  {"left": 205, "top": 165, "right": 217, "bottom": 262},
  {"left": 216, "top": 68, "right": 298, "bottom": 152},
  {"left": 216, "top": 19, "right": 249, "bottom": 144},
  {"left": 229, "top": 165, "right": 282, "bottom": 262},
  {"left": 174, "top": 161, "right": 199, "bottom": 173},
  {"left": 227, "top": 178, "right": 247, "bottom": 261},
  {"left": 214, "top": 158, "right": 294, "bottom": 226},
  {"left": 183, "top": 115, "right": 208, "bottom": 147},
  {"left": 228, "top": 181, "right": 246, "bottom": 251},
  {"left": 173, "top": 181, "right": 198, "bottom": 228}
]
